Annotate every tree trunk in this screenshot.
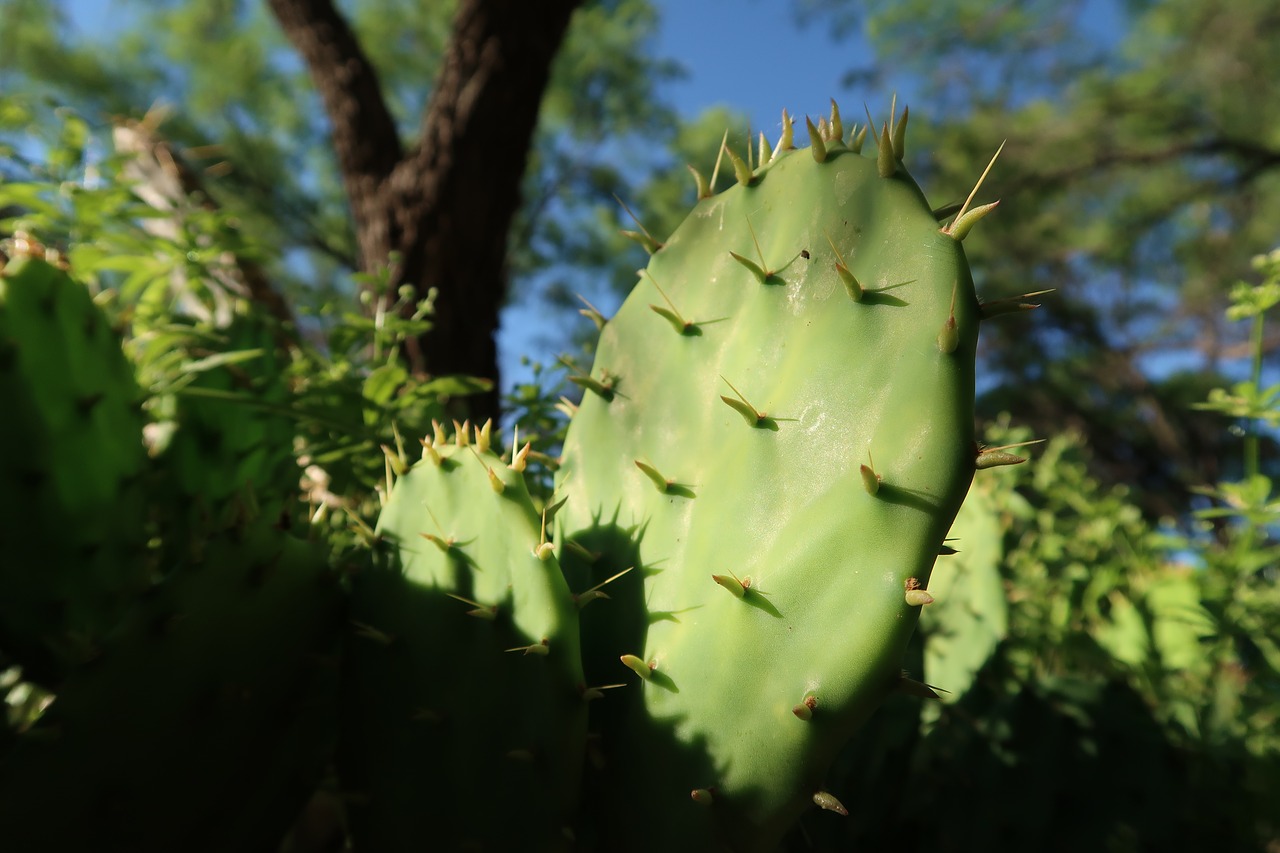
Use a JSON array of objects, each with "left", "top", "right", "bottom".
[{"left": 269, "top": 0, "right": 583, "bottom": 423}]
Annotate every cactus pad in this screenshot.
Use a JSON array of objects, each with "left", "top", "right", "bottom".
[
  {"left": 0, "top": 520, "right": 343, "bottom": 852},
  {"left": 339, "top": 424, "right": 587, "bottom": 851},
  {"left": 0, "top": 253, "right": 150, "bottom": 682},
  {"left": 556, "top": 105, "right": 988, "bottom": 849}
]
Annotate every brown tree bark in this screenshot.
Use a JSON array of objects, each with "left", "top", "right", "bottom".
[{"left": 268, "top": 0, "right": 583, "bottom": 422}]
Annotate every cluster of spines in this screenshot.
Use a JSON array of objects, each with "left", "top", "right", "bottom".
[
  {"left": 676, "top": 99, "right": 904, "bottom": 206},
  {"left": 628, "top": 102, "right": 1044, "bottom": 356},
  {"left": 341, "top": 417, "right": 593, "bottom": 851}
]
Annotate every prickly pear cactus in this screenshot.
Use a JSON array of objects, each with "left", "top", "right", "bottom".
[
  {"left": 0, "top": 246, "right": 150, "bottom": 683},
  {"left": 0, "top": 99, "right": 1030, "bottom": 853},
  {"left": 921, "top": 473, "right": 1008, "bottom": 705},
  {"left": 0, "top": 518, "right": 343, "bottom": 852},
  {"left": 339, "top": 422, "right": 587, "bottom": 851},
  {"left": 555, "top": 103, "right": 1009, "bottom": 850}
]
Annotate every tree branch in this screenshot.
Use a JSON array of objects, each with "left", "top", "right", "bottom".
[
  {"left": 390, "top": 0, "right": 582, "bottom": 419},
  {"left": 1018, "top": 134, "right": 1280, "bottom": 195},
  {"left": 269, "top": 0, "right": 584, "bottom": 422},
  {"left": 266, "top": 0, "right": 403, "bottom": 270}
]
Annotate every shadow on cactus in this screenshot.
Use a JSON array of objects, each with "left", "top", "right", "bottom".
[
  {"left": 340, "top": 428, "right": 587, "bottom": 851},
  {"left": 547, "top": 99, "right": 1025, "bottom": 851},
  {"left": 0, "top": 98, "right": 1044, "bottom": 851}
]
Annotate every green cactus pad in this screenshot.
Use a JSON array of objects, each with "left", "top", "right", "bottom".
[
  {"left": 340, "top": 425, "right": 587, "bottom": 851},
  {"left": 556, "top": 106, "right": 985, "bottom": 849},
  {"left": 0, "top": 520, "right": 343, "bottom": 852},
  {"left": 921, "top": 475, "right": 1008, "bottom": 704},
  {"left": 0, "top": 255, "right": 150, "bottom": 683}
]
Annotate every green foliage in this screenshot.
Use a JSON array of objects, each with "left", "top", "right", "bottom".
[
  {"left": 0, "top": 97, "right": 1002, "bottom": 851},
  {"left": 1187, "top": 249, "right": 1280, "bottom": 759},
  {"left": 0, "top": 97, "right": 495, "bottom": 542},
  {"left": 149, "top": 312, "right": 298, "bottom": 538},
  {"left": 920, "top": 476, "right": 1006, "bottom": 703},
  {"left": 0, "top": 0, "right": 685, "bottom": 318},
  {"left": 0, "top": 198, "right": 465, "bottom": 847}
]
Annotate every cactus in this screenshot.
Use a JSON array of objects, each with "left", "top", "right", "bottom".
[
  {"left": 0, "top": 99, "right": 1024, "bottom": 852},
  {"left": 554, "top": 102, "right": 1001, "bottom": 850},
  {"left": 0, "top": 518, "right": 343, "bottom": 852},
  {"left": 0, "top": 246, "right": 151, "bottom": 684},
  {"left": 339, "top": 423, "right": 587, "bottom": 851},
  {"left": 920, "top": 474, "right": 1008, "bottom": 704}
]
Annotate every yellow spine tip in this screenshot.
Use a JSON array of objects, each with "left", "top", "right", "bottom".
[
  {"left": 937, "top": 316, "right": 959, "bottom": 353},
  {"left": 805, "top": 116, "right": 828, "bottom": 163},
  {"left": 686, "top": 163, "right": 710, "bottom": 199},
  {"left": 620, "top": 654, "right": 652, "bottom": 680},
  {"left": 860, "top": 463, "right": 881, "bottom": 495},
  {"left": 419, "top": 438, "right": 443, "bottom": 466},
  {"left": 725, "top": 143, "right": 753, "bottom": 187},
  {"left": 475, "top": 418, "right": 493, "bottom": 453},
  {"left": 876, "top": 123, "right": 895, "bottom": 177},
  {"left": 711, "top": 573, "right": 746, "bottom": 598},
  {"left": 813, "top": 791, "right": 848, "bottom": 816},
  {"left": 828, "top": 98, "right": 844, "bottom": 142},
  {"left": 892, "top": 104, "right": 909, "bottom": 160},
  {"left": 905, "top": 589, "right": 935, "bottom": 606},
  {"left": 509, "top": 441, "right": 531, "bottom": 472},
  {"left": 773, "top": 109, "right": 795, "bottom": 158},
  {"left": 757, "top": 131, "right": 772, "bottom": 169}
]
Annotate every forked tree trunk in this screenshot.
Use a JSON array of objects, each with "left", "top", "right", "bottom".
[{"left": 269, "top": 0, "right": 583, "bottom": 422}]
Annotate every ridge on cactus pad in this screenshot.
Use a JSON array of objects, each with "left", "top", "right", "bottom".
[{"left": 554, "top": 101, "right": 995, "bottom": 851}]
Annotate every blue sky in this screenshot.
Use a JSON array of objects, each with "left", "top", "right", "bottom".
[
  {"left": 652, "top": 0, "right": 881, "bottom": 141},
  {"left": 60, "top": 0, "right": 876, "bottom": 139}
]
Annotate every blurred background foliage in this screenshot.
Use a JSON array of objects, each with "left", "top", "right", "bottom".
[{"left": 1, "top": 0, "right": 1278, "bottom": 848}]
